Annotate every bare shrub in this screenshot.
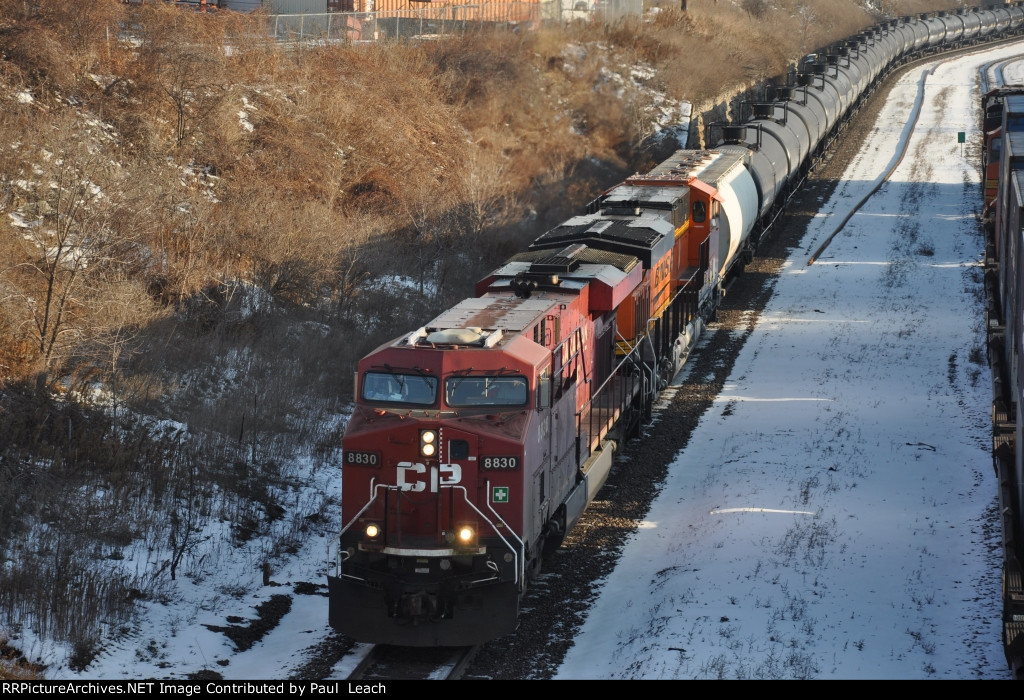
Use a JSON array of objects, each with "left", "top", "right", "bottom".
[
  {"left": 0, "top": 385, "right": 174, "bottom": 649},
  {"left": 742, "top": 0, "right": 770, "bottom": 22},
  {"left": 125, "top": 4, "right": 233, "bottom": 151},
  {"left": 431, "top": 31, "right": 531, "bottom": 104},
  {"left": 42, "top": 0, "right": 127, "bottom": 75},
  {"left": 0, "top": 633, "right": 44, "bottom": 680},
  {"left": 0, "top": 17, "right": 77, "bottom": 90},
  {"left": 220, "top": 193, "right": 341, "bottom": 307}
]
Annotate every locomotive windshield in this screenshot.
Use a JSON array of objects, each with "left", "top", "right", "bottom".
[
  {"left": 445, "top": 376, "right": 528, "bottom": 407},
  {"left": 362, "top": 371, "right": 437, "bottom": 405}
]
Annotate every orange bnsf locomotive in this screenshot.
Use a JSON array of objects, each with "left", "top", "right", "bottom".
[{"left": 329, "top": 6, "right": 1024, "bottom": 647}]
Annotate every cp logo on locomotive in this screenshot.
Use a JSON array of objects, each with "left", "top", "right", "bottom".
[{"left": 395, "top": 462, "right": 463, "bottom": 492}]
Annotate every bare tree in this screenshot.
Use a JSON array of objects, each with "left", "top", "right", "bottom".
[
  {"left": 6, "top": 118, "right": 151, "bottom": 388},
  {"left": 165, "top": 435, "right": 206, "bottom": 582},
  {"left": 150, "top": 190, "right": 218, "bottom": 305},
  {"left": 796, "top": 2, "right": 817, "bottom": 54},
  {"left": 458, "top": 146, "right": 519, "bottom": 249},
  {"left": 79, "top": 276, "right": 167, "bottom": 413},
  {"left": 742, "top": 0, "right": 770, "bottom": 22},
  {"left": 224, "top": 193, "right": 341, "bottom": 308},
  {"left": 398, "top": 180, "right": 467, "bottom": 301},
  {"left": 331, "top": 214, "right": 385, "bottom": 321},
  {"left": 128, "top": 3, "right": 231, "bottom": 150},
  {"left": 14, "top": 151, "right": 107, "bottom": 379}
]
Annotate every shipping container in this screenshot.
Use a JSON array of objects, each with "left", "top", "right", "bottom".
[
  {"left": 268, "top": 0, "right": 329, "bottom": 13},
  {"left": 219, "top": 0, "right": 264, "bottom": 11}
]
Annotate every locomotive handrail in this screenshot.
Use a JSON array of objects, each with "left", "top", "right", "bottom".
[
  {"left": 550, "top": 326, "right": 590, "bottom": 391},
  {"left": 573, "top": 330, "right": 651, "bottom": 468},
  {"left": 337, "top": 479, "right": 525, "bottom": 586},
  {"left": 338, "top": 477, "right": 388, "bottom": 538},
  {"left": 341, "top": 479, "right": 461, "bottom": 542},
  {"left": 476, "top": 482, "right": 526, "bottom": 587},
  {"left": 441, "top": 483, "right": 524, "bottom": 588}
]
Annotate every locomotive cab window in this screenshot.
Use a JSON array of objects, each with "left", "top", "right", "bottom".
[
  {"left": 445, "top": 375, "right": 528, "bottom": 407},
  {"left": 362, "top": 371, "right": 437, "bottom": 405},
  {"left": 692, "top": 200, "right": 707, "bottom": 223}
]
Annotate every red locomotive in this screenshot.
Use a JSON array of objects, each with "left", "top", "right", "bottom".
[{"left": 327, "top": 150, "right": 743, "bottom": 645}]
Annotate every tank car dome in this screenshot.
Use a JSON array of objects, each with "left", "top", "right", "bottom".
[
  {"left": 720, "top": 125, "right": 746, "bottom": 144},
  {"left": 774, "top": 86, "right": 796, "bottom": 101}
]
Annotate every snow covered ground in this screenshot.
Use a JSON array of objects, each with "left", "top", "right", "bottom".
[
  {"left": 25, "top": 42, "right": 1024, "bottom": 682},
  {"left": 556, "top": 44, "right": 1024, "bottom": 680}
]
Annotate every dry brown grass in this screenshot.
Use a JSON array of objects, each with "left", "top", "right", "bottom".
[
  {"left": 0, "top": 632, "right": 43, "bottom": 680},
  {"left": 601, "top": 0, "right": 960, "bottom": 105}
]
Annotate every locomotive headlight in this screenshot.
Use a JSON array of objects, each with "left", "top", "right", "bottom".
[
  {"left": 420, "top": 429, "right": 437, "bottom": 458},
  {"left": 364, "top": 523, "right": 381, "bottom": 540},
  {"left": 455, "top": 524, "right": 476, "bottom": 547}
]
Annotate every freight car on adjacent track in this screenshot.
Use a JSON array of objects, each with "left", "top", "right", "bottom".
[{"left": 982, "top": 81, "right": 1024, "bottom": 678}]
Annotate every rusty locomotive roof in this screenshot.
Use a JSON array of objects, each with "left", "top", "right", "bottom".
[{"left": 422, "top": 296, "right": 555, "bottom": 338}]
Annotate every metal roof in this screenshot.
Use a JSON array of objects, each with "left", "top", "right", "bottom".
[
  {"left": 506, "top": 246, "right": 639, "bottom": 273},
  {"left": 425, "top": 296, "right": 556, "bottom": 336},
  {"left": 685, "top": 150, "right": 748, "bottom": 190}
]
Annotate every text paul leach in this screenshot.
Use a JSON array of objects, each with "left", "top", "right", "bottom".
[{"left": 1, "top": 682, "right": 387, "bottom": 695}]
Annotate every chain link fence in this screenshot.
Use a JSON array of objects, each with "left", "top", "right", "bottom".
[{"left": 266, "top": 0, "right": 642, "bottom": 42}]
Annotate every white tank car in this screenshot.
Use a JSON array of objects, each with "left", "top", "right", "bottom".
[{"left": 682, "top": 150, "right": 758, "bottom": 283}]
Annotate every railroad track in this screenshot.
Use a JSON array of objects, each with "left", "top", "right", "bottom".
[{"left": 347, "top": 644, "right": 479, "bottom": 681}]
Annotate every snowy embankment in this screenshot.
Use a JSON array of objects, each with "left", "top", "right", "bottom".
[{"left": 556, "top": 44, "right": 1024, "bottom": 680}]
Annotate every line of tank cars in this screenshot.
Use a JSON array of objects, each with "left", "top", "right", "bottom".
[{"left": 328, "top": 5, "right": 1024, "bottom": 648}]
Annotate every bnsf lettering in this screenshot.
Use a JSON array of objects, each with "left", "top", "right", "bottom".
[
  {"left": 396, "top": 462, "right": 462, "bottom": 492},
  {"left": 345, "top": 450, "right": 379, "bottom": 466},
  {"left": 654, "top": 257, "right": 670, "bottom": 288},
  {"left": 482, "top": 456, "right": 519, "bottom": 470}
]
